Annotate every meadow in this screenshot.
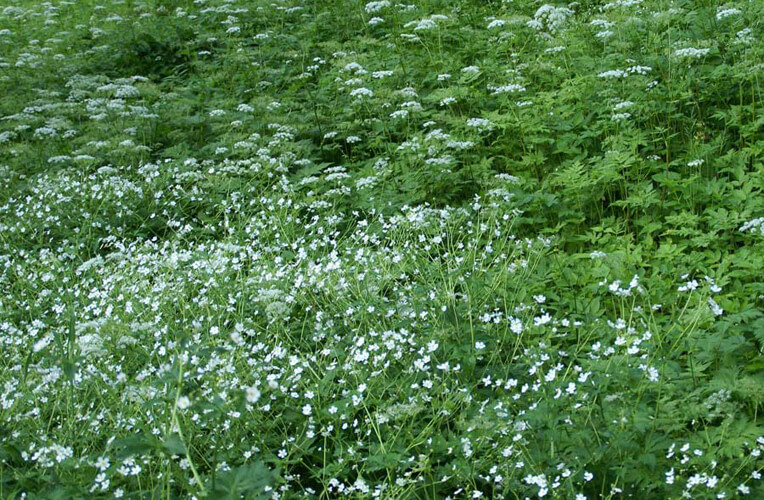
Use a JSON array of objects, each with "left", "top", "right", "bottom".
[{"left": 0, "top": 0, "right": 762, "bottom": 498}]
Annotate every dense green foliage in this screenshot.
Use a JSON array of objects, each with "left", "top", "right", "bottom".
[{"left": 0, "top": 0, "right": 762, "bottom": 498}]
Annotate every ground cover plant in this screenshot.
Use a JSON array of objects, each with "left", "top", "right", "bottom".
[{"left": 0, "top": 0, "right": 762, "bottom": 498}]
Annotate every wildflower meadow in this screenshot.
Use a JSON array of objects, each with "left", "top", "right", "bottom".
[{"left": 0, "top": 0, "right": 762, "bottom": 498}]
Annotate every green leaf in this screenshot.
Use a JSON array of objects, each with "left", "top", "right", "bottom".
[
  {"left": 209, "top": 462, "right": 278, "bottom": 500},
  {"left": 365, "top": 451, "right": 402, "bottom": 472},
  {"left": 162, "top": 434, "right": 186, "bottom": 456},
  {"left": 441, "top": 305, "right": 460, "bottom": 328},
  {"left": 113, "top": 435, "right": 159, "bottom": 458}
]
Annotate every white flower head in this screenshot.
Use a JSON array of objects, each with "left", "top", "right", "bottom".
[{"left": 177, "top": 396, "right": 191, "bottom": 410}]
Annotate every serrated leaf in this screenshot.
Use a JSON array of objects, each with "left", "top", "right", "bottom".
[{"left": 209, "top": 461, "right": 278, "bottom": 499}]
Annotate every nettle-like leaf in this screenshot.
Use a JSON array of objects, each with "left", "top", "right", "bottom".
[{"left": 208, "top": 462, "right": 278, "bottom": 499}]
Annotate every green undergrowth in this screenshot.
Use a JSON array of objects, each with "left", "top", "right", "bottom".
[{"left": 0, "top": 0, "right": 762, "bottom": 498}]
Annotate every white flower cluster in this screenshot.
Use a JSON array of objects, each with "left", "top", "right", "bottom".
[
  {"left": 488, "top": 83, "right": 526, "bottom": 95},
  {"left": 739, "top": 217, "right": 764, "bottom": 236},
  {"left": 466, "top": 117, "right": 495, "bottom": 131},
  {"left": 674, "top": 47, "right": 711, "bottom": 58},
  {"left": 602, "top": 0, "right": 643, "bottom": 10},
  {"left": 530, "top": 5, "right": 574, "bottom": 33},
  {"left": 716, "top": 7, "right": 741, "bottom": 20},
  {"left": 350, "top": 87, "right": 373, "bottom": 99},
  {"left": 601, "top": 274, "right": 642, "bottom": 297},
  {"left": 736, "top": 28, "right": 753, "bottom": 45},
  {"left": 598, "top": 65, "right": 652, "bottom": 79},
  {"left": 364, "top": 1, "right": 390, "bottom": 13},
  {"left": 24, "top": 443, "right": 74, "bottom": 468}
]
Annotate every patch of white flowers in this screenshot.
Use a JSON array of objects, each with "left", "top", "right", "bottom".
[
  {"left": 674, "top": 47, "right": 711, "bottom": 58},
  {"left": 529, "top": 5, "right": 574, "bottom": 33}
]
